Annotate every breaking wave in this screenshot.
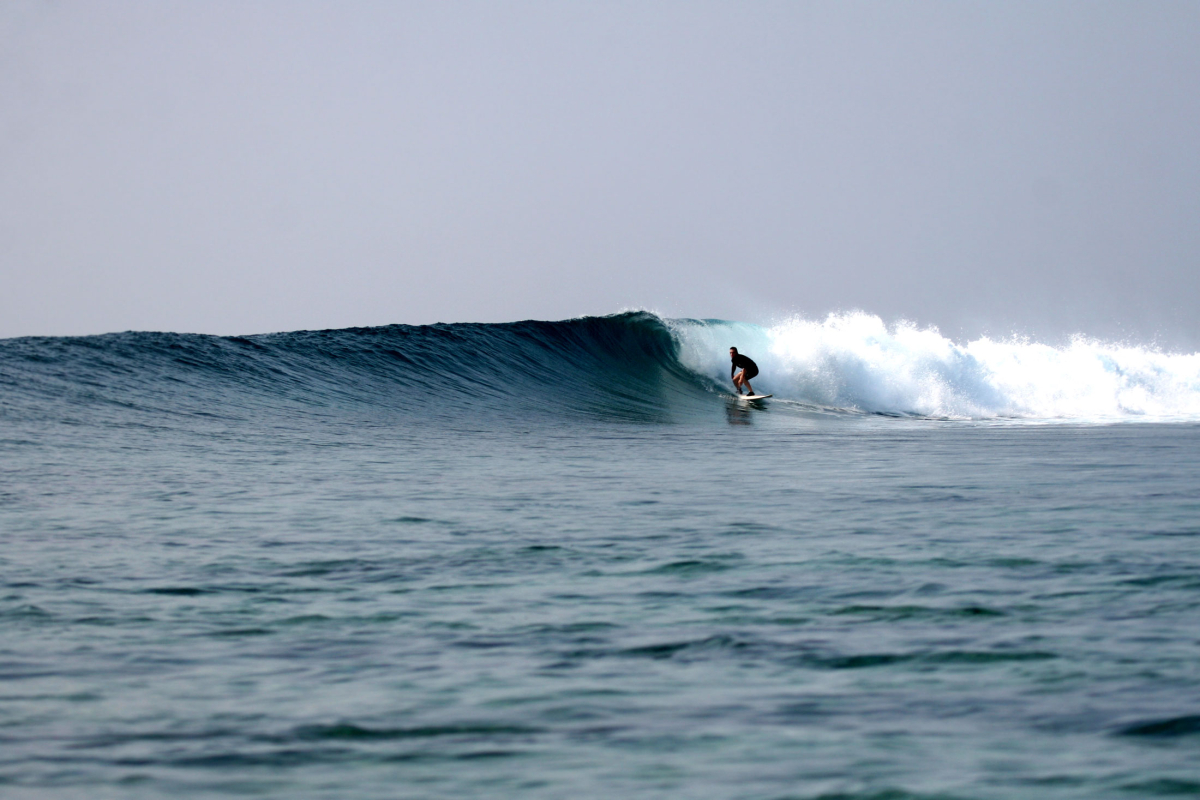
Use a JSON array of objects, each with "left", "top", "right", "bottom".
[
  {"left": 674, "top": 312, "right": 1200, "bottom": 420},
  {"left": 2, "top": 311, "right": 1199, "bottom": 424}
]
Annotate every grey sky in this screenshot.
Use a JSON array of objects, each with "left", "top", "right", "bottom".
[{"left": 2, "top": 1, "right": 1198, "bottom": 345}]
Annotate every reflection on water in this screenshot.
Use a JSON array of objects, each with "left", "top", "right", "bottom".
[{"left": 724, "top": 399, "right": 756, "bottom": 425}]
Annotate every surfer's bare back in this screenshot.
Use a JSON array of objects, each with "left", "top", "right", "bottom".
[{"left": 730, "top": 347, "right": 759, "bottom": 396}]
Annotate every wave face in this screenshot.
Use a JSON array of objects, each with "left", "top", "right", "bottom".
[
  {"left": 3, "top": 311, "right": 1200, "bottom": 424},
  {"left": 673, "top": 312, "right": 1200, "bottom": 420},
  {"left": 0, "top": 312, "right": 713, "bottom": 426}
]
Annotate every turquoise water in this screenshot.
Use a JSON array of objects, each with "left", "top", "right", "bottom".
[{"left": 3, "top": 314, "right": 1200, "bottom": 798}]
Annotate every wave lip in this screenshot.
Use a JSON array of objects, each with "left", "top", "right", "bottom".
[{"left": 672, "top": 312, "right": 1200, "bottom": 421}]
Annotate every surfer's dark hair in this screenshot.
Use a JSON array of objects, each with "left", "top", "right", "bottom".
[{"left": 730, "top": 346, "right": 738, "bottom": 353}]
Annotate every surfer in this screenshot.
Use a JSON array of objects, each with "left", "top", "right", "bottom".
[{"left": 729, "top": 347, "right": 759, "bottom": 396}]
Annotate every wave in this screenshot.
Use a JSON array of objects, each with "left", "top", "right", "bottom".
[{"left": 2, "top": 311, "right": 1199, "bottom": 424}]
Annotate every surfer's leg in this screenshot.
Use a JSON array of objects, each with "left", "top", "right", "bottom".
[{"left": 733, "top": 371, "right": 745, "bottom": 394}]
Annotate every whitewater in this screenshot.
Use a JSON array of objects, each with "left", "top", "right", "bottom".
[
  {"left": 671, "top": 312, "right": 1200, "bottom": 421},
  {"left": 3, "top": 311, "right": 1200, "bottom": 800}
]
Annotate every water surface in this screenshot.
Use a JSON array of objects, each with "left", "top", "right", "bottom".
[{"left": 3, "top": 314, "right": 1199, "bottom": 799}]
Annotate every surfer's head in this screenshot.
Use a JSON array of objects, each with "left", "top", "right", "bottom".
[{"left": 729, "top": 347, "right": 738, "bottom": 358}]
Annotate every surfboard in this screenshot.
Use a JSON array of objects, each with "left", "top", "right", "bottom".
[{"left": 738, "top": 394, "right": 773, "bottom": 401}]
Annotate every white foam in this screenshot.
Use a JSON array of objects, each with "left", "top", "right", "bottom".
[{"left": 671, "top": 312, "right": 1200, "bottom": 421}]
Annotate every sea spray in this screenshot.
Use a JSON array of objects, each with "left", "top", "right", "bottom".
[{"left": 671, "top": 312, "right": 1200, "bottom": 420}]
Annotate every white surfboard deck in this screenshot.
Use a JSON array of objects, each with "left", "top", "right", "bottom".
[{"left": 737, "top": 394, "right": 773, "bottom": 401}]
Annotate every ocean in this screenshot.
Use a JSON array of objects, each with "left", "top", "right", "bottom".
[{"left": 2, "top": 311, "right": 1199, "bottom": 799}]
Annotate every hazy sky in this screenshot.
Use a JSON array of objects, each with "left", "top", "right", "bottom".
[{"left": 2, "top": 1, "right": 1198, "bottom": 344}]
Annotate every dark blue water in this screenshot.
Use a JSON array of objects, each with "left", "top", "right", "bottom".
[{"left": 3, "top": 314, "right": 1199, "bottom": 798}]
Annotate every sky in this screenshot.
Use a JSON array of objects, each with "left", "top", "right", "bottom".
[{"left": 2, "top": 1, "right": 1198, "bottom": 346}]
